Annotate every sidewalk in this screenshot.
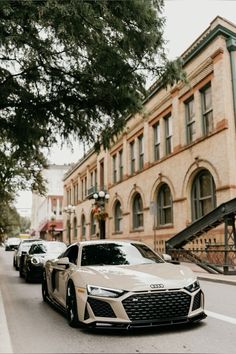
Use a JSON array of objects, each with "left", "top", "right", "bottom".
[{"left": 181, "top": 262, "right": 236, "bottom": 286}]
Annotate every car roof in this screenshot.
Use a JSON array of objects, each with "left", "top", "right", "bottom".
[
  {"left": 71, "top": 239, "right": 146, "bottom": 247},
  {"left": 20, "top": 238, "right": 42, "bottom": 243}
]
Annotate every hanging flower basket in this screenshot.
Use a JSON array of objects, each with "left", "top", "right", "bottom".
[
  {"left": 95, "top": 211, "right": 108, "bottom": 221},
  {"left": 92, "top": 208, "right": 108, "bottom": 220}
]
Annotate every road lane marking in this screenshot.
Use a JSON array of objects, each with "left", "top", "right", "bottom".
[
  {"left": 206, "top": 310, "right": 236, "bottom": 325},
  {"left": 0, "top": 290, "right": 13, "bottom": 353}
]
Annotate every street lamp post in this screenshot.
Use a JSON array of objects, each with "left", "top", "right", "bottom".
[
  {"left": 63, "top": 205, "right": 76, "bottom": 245},
  {"left": 92, "top": 191, "right": 110, "bottom": 239}
]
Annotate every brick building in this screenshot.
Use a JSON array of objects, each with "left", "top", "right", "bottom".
[
  {"left": 63, "top": 17, "right": 236, "bottom": 253},
  {"left": 31, "top": 164, "right": 70, "bottom": 240}
]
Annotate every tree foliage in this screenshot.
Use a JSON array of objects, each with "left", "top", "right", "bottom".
[
  {"left": 19, "top": 215, "right": 31, "bottom": 233},
  {"left": 0, "top": 137, "right": 47, "bottom": 203},
  {"left": 0, "top": 0, "right": 185, "bottom": 202},
  {"left": 0, "top": 201, "right": 20, "bottom": 240}
]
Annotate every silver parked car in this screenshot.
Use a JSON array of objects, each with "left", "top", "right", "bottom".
[
  {"left": 5, "top": 237, "right": 21, "bottom": 251},
  {"left": 42, "top": 240, "right": 206, "bottom": 329}
]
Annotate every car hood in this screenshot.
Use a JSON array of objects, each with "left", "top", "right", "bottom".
[
  {"left": 33, "top": 252, "right": 62, "bottom": 263},
  {"left": 75, "top": 263, "right": 196, "bottom": 291}
]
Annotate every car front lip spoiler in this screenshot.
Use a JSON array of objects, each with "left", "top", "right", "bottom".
[
  {"left": 88, "top": 312, "right": 207, "bottom": 330},
  {"left": 47, "top": 294, "right": 207, "bottom": 331}
]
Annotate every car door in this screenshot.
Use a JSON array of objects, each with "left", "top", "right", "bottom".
[{"left": 51, "top": 245, "right": 79, "bottom": 307}]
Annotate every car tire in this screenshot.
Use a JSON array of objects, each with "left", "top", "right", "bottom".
[
  {"left": 42, "top": 271, "right": 49, "bottom": 302},
  {"left": 66, "top": 282, "right": 80, "bottom": 328},
  {"left": 25, "top": 271, "right": 31, "bottom": 283},
  {"left": 13, "top": 258, "right": 16, "bottom": 268},
  {"left": 19, "top": 266, "right": 24, "bottom": 278}
]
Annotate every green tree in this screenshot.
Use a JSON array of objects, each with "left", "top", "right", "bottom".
[
  {"left": 19, "top": 215, "right": 31, "bottom": 233},
  {"left": 0, "top": 0, "right": 185, "bottom": 202},
  {"left": 0, "top": 202, "right": 20, "bottom": 241},
  {"left": 0, "top": 137, "right": 47, "bottom": 204}
]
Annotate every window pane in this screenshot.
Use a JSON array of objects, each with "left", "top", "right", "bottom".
[
  {"left": 114, "top": 201, "right": 122, "bottom": 232},
  {"left": 200, "top": 174, "right": 212, "bottom": 197},
  {"left": 187, "top": 99, "right": 194, "bottom": 120},
  {"left": 164, "top": 208, "right": 172, "bottom": 224},
  {"left": 201, "top": 198, "right": 213, "bottom": 215},
  {"left": 113, "top": 154, "right": 117, "bottom": 183},
  {"left": 153, "top": 123, "right": 160, "bottom": 160},
  {"left": 191, "top": 170, "right": 216, "bottom": 221},
  {"left": 204, "top": 86, "right": 212, "bottom": 110},
  {"left": 165, "top": 115, "right": 172, "bottom": 155},
  {"left": 81, "top": 216, "right": 86, "bottom": 238},
  {"left": 130, "top": 142, "right": 135, "bottom": 174},
  {"left": 133, "top": 194, "right": 143, "bottom": 228},
  {"left": 186, "top": 98, "right": 195, "bottom": 143},
  {"left": 163, "top": 186, "right": 171, "bottom": 205},
  {"left": 119, "top": 150, "right": 123, "bottom": 181},
  {"left": 202, "top": 84, "right": 213, "bottom": 135},
  {"left": 204, "top": 111, "right": 213, "bottom": 134},
  {"left": 157, "top": 184, "right": 172, "bottom": 225}
]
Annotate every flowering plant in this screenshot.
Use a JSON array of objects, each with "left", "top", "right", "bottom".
[{"left": 92, "top": 206, "right": 108, "bottom": 220}]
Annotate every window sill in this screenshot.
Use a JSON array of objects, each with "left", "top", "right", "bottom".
[
  {"left": 156, "top": 224, "right": 173, "bottom": 230},
  {"left": 130, "top": 228, "right": 144, "bottom": 233}
]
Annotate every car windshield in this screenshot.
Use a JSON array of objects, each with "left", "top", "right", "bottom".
[
  {"left": 29, "top": 243, "right": 47, "bottom": 255},
  {"left": 81, "top": 243, "right": 164, "bottom": 266},
  {"left": 21, "top": 243, "right": 36, "bottom": 251}
]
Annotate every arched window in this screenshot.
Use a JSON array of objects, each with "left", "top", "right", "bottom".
[
  {"left": 132, "top": 193, "right": 143, "bottom": 229},
  {"left": 90, "top": 212, "right": 96, "bottom": 236},
  {"left": 81, "top": 215, "right": 86, "bottom": 240},
  {"left": 157, "top": 183, "right": 173, "bottom": 225},
  {"left": 191, "top": 169, "right": 216, "bottom": 221},
  {"left": 73, "top": 217, "right": 77, "bottom": 239},
  {"left": 114, "top": 201, "right": 122, "bottom": 232}
]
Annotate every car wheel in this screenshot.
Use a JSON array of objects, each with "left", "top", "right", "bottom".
[
  {"left": 66, "top": 282, "right": 80, "bottom": 328},
  {"left": 19, "top": 266, "right": 24, "bottom": 278},
  {"left": 25, "top": 270, "right": 31, "bottom": 283},
  {"left": 42, "top": 271, "right": 49, "bottom": 302}
]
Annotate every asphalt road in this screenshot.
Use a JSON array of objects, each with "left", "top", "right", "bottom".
[{"left": 0, "top": 247, "right": 236, "bottom": 354}]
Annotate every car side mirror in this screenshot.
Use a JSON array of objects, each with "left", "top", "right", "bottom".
[
  {"left": 57, "top": 257, "right": 70, "bottom": 269},
  {"left": 162, "top": 253, "right": 172, "bottom": 262},
  {"left": 162, "top": 253, "right": 180, "bottom": 264}
]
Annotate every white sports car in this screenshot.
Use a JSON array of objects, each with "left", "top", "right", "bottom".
[{"left": 42, "top": 240, "right": 206, "bottom": 329}]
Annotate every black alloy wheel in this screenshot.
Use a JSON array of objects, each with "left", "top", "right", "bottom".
[
  {"left": 42, "top": 271, "right": 49, "bottom": 302},
  {"left": 66, "top": 282, "right": 80, "bottom": 328}
]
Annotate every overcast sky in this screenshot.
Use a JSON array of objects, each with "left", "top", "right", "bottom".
[{"left": 15, "top": 0, "right": 236, "bottom": 216}]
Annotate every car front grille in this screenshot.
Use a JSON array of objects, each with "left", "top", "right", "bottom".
[
  {"left": 122, "top": 291, "right": 191, "bottom": 322},
  {"left": 192, "top": 290, "right": 202, "bottom": 311},
  {"left": 87, "top": 298, "right": 116, "bottom": 318}
]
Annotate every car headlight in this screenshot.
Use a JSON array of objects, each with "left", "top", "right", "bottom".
[
  {"left": 31, "top": 257, "right": 42, "bottom": 265},
  {"left": 87, "top": 285, "right": 126, "bottom": 298},
  {"left": 184, "top": 280, "right": 200, "bottom": 293}
]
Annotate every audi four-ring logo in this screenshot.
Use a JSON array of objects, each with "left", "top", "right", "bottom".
[{"left": 150, "top": 283, "right": 164, "bottom": 289}]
